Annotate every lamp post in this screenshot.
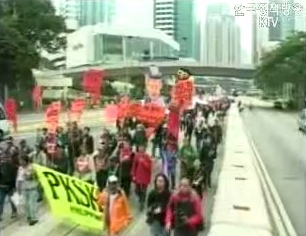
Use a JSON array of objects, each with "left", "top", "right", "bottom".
[{"left": 123, "top": 36, "right": 134, "bottom": 95}]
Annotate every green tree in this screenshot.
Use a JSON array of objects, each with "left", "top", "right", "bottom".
[
  {"left": 0, "top": 0, "right": 66, "bottom": 102},
  {"left": 254, "top": 32, "right": 306, "bottom": 108}
]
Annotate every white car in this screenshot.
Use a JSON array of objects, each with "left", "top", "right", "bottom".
[
  {"left": 0, "top": 104, "right": 10, "bottom": 140},
  {"left": 298, "top": 109, "right": 306, "bottom": 132}
]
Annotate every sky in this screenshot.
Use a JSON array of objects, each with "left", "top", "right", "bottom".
[
  {"left": 114, "top": 0, "right": 154, "bottom": 28},
  {"left": 114, "top": 0, "right": 253, "bottom": 55}
]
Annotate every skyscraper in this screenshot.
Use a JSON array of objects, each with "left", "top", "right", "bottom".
[
  {"left": 153, "top": 0, "right": 176, "bottom": 36},
  {"left": 51, "top": 0, "right": 79, "bottom": 30},
  {"left": 79, "top": 0, "right": 116, "bottom": 27},
  {"left": 251, "top": 0, "right": 269, "bottom": 65},
  {"left": 175, "top": 0, "right": 198, "bottom": 59},
  {"left": 200, "top": 4, "right": 241, "bottom": 66},
  {"left": 153, "top": 0, "right": 199, "bottom": 59},
  {"left": 268, "top": 0, "right": 295, "bottom": 41}
]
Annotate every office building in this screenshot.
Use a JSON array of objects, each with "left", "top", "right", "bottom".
[
  {"left": 51, "top": 0, "right": 79, "bottom": 30},
  {"left": 153, "top": 0, "right": 199, "bottom": 59},
  {"left": 268, "top": 0, "right": 295, "bottom": 41},
  {"left": 294, "top": 0, "right": 306, "bottom": 31},
  {"left": 252, "top": 12, "right": 269, "bottom": 65},
  {"left": 200, "top": 4, "right": 241, "bottom": 66},
  {"left": 175, "top": 0, "right": 198, "bottom": 59},
  {"left": 153, "top": 0, "right": 176, "bottom": 36},
  {"left": 79, "top": 0, "right": 116, "bottom": 27}
]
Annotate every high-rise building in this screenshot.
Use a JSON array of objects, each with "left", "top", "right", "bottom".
[
  {"left": 79, "top": 0, "right": 116, "bottom": 27},
  {"left": 200, "top": 4, "right": 241, "bottom": 66},
  {"left": 175, "top": 0, "right": 198, "bottom": 59},
  {"left": 251, "top": 0, "right": 269, "bottom": 65},
  {"left": 268, "top": 0, "right": 295, "bottom": 41},
  {"left": 294, "top": 0, "right": 306, "bottom": 31},
  {"left": 153, "top": 0, "right": 199, "bottom": 59},
  {"left": 51, "top": 0, "right": 79, "bottom": 30},
  {"left": 153, "top": 0, "right": 176, "bottom": 36}
]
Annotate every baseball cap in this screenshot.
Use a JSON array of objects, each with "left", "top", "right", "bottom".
[{"left": 108, "top": 175, "right": 118, "bottom": 184}]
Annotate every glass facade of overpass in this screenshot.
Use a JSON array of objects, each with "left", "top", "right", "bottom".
[{"left": 93, "top": 34, "right": 179, "bottom": 63}]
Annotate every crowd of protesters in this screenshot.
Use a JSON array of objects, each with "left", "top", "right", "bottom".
[{"left": 0, "top": 92, "right": 230, "bottom": 236}]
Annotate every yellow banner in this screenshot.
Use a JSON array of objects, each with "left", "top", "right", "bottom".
[{"left": 34, "top": 164, "right": 103, "bottom": 230}]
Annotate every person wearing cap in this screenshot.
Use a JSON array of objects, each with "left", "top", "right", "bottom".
[{"left": 97, "top": 175, "right": 132, "bottom": 236}]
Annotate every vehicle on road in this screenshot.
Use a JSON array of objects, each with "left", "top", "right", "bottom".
[
  {"left": 0, "top": 104, "right": 10, "bottom": 141},
  {"left": 298, "top": 109, "right": 306, "bottom": 132},
  {"left": 274, "top": 100, "right": 284, "bottom": 109}
]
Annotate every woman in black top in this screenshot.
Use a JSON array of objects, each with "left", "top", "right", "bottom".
[{"left": 147, "top": 173, "right": 171, "bottom": 236}]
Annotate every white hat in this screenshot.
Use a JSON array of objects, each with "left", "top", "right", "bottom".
[{"left": 108, "top": 175, "right": 118, "bottom": 183}]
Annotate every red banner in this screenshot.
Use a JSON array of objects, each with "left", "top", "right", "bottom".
[
  {"left": 171, "top": 79, "right": 194, "bottom": 110},
  {"left": 70, "top": 99, "right": 86, "bottom": 122},
  {"left": 129, "top": 102, "right": 165, "bottom": 128},
  {"left": 44, "top": 101, "right": 61, "bottom": 134},
  {"left": 4, "top": 99, "right": 17, "bottom": 132},
  {"left": 146, "top": 78, "right": 162, "bottom": 98},
  {"left": 166, "top": 110, "right": 180, "bottom": 141},
  {"left": 32, "top": 85, "right": 42, "bottom": 109},
  {"left": 82, "top": 69, "right": 104, "bottom": 105}
]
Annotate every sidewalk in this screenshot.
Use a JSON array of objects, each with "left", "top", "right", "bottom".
[{"left": 207, "top": 105, "right": 273, "bottom": 236}]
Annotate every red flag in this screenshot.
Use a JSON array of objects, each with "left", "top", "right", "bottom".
[
  {"left": 167, "top": 110, "right": 180, "bottom": 141},
  {"left": 70, "top": 99, "right": 85, "bottom": 122},
  {"left": 4, "top": 99, "right": 18, "bottom": 132},
  {"left": 32, "top": 85, "right": 42, "bottom": 109},
  {"left": 82, "top": 70, "right": 104, "bottom": 106},
  {"left": 104, "top": 104, "right": 119, "bottom": 124},
  {"left": 44, "top": 101, "right": 61, "bottom": 134}
]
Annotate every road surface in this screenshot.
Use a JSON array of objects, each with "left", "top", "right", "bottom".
[{"left": 242, "top": 108, "right": 306, "bottom": 236}]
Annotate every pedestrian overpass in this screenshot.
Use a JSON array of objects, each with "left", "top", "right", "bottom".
[{"left": 39, "top": 61, "right": 255, "bottom": 79}]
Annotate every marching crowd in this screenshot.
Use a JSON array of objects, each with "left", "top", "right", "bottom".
[{"left": 0, "top": 96, "right": 229, "bottom": 236}]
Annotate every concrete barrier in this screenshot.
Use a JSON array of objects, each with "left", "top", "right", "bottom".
[{"left": 208, "top": 106, "right": 273, "bottom": 236}]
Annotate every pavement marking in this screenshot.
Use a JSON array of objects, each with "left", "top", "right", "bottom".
[{"left": 243, "top": 117, "right": 298, "bottom": 236}]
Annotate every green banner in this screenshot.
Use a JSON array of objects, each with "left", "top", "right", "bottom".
[{"left": 34, "top": 164, "right": 103, "bottom": 230}]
